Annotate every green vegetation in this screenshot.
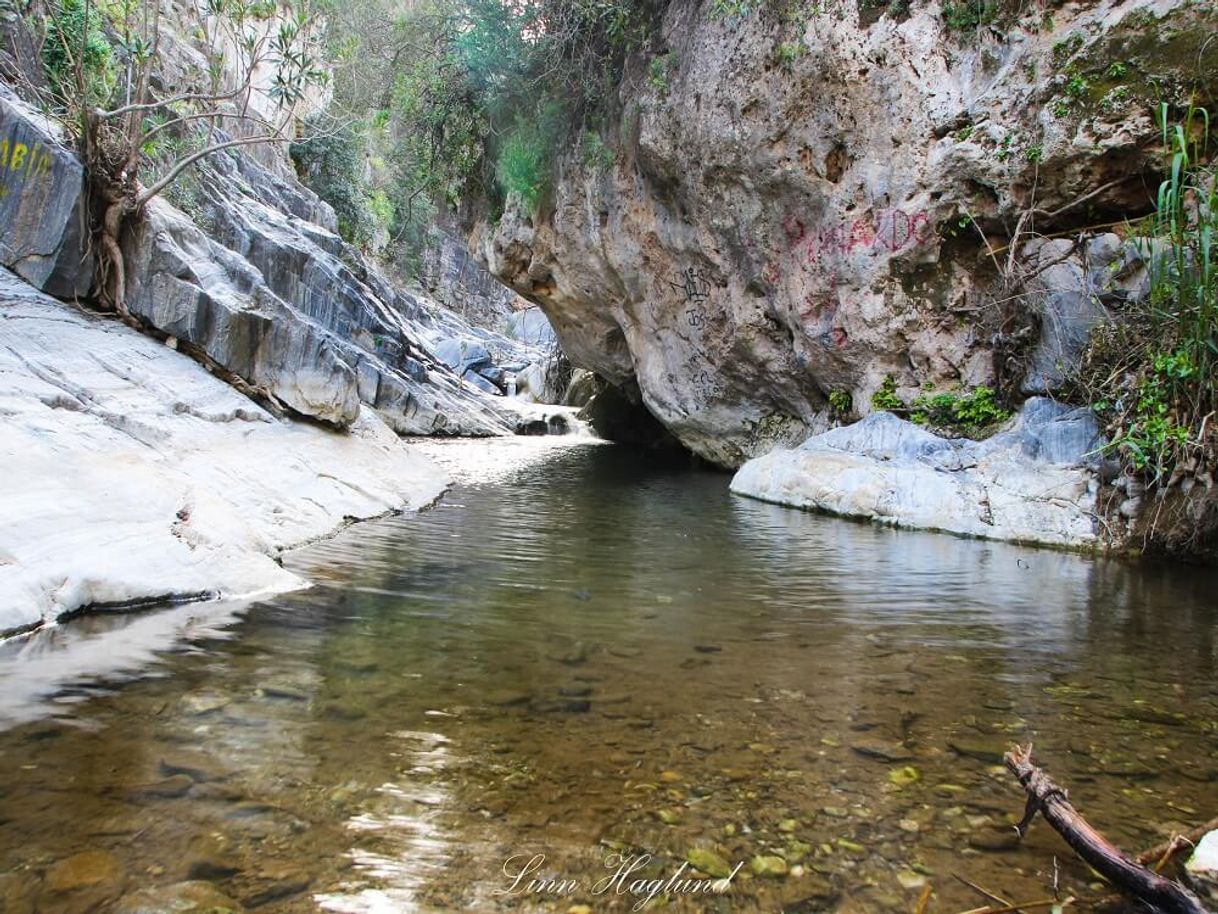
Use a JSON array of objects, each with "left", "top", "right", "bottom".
[
  {"left": 495, "top": 117, "right": 552, "bottom": 211},
  {"left": 290, "top": 0, "right": 660, "bottom": 277},
  {"left": 1080, "top": 104, "right": 1217, "bottom": 485},
  {"left": 648, "top": 51, "right": 677, "bottom": 93},
  {"left": 910, "top": 386, "right": 1010, "bottom": 434},
  {"left": 28, "top": 0, "right": 326, "bottom": 311},
  {"left": 290, "top": 119, "right": 379, "bottom": 247},
  {"left": 41, "top": 0, "right": 115, "bottom": 107},
  {"left": 871, "top": 376, "right": 1011, "bottom": 436},
  {"left": 828, "top": 389, "right": 852, "bottom": 418},
  {"left": 870, "top": 376, "right": 903, "bottom": 411}
]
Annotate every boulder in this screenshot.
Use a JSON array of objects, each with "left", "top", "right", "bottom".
[
  {"left": 0, "top": 90, "right": 92, "bottom": 298},
  {"left": 730, "top": 399, "right": 1103, "bottom": 549},
  {"left": 1185, "top": 831, "right": 1218, "bottom": 904},
  {"left": 434, "top": 337, "right": 493, "bottom": 374}
]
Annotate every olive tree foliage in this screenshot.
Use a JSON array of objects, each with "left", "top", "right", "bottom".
[
  {"left": 21, "top": 0, "right": 328, "bottom": 312},
  {"left": 294, "top": 0, "right": 659, "bottom": 276}
]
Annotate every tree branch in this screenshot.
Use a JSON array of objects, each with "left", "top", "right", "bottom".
[{"left": 1004, "top": 745, "right": 1210, "bottom": 914}]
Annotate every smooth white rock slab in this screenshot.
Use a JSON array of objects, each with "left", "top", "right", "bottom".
[
  {"left": 730, "top": 400, "right": 1103, "bottom": 549},
  {"left": 0, "top": 268, "right": 448, "bottom": 636}
]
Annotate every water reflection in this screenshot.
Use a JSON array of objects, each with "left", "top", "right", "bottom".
[{"left": 0, "top": 438, "right": 1215, "bottom": 913}]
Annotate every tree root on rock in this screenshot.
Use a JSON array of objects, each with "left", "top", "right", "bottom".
[{"left": 1003, "top": 744, "right": 1212, "bottom": 914}]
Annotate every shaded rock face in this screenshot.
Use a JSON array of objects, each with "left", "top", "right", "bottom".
[
  {"left": 730, "top": 399, "right": 1103, "bottom": 548},
  {"left": 0, "top": 90, "right": 92, "bottom": 298},
  {"left": 123, "top": 146, "right": 522, "bottom": 436},
  {"left": 479, "top": 0, "right": 1212, "bottom": 467}
]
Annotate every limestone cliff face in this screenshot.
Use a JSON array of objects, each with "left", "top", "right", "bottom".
[{"left": 479, "top": 0, "right": 1214, "bottom": 466}]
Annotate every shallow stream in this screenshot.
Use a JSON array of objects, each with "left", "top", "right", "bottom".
[{"left": 1, "top": 438, "right": 1216, "bottom": 913}]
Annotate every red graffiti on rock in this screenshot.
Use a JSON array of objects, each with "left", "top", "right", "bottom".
[{"left": 785, "top": 208, "right": 932, "bottom": 267}]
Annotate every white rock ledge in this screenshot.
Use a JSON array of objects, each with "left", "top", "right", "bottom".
[
  {"left": 0, "top": 268, "right": 449, "bottom": 637},
  {"left": 730, "top": 400, "right": 1104, "bottom": 550}
]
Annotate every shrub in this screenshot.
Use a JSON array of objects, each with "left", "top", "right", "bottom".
[
  {"left": 495, "top": 118, "right": 550, "bottom": 211},
  {"left": 290, "top": 119, "right": 377, "bottom": 248},
  {"left": 870, "top": 375, "right": 903, "bottom": 411},
  {"left": 1080, "top": 104, "right": 1216, "bottom": 485},
  {"left": 828, "top": 389, "right": 852, "bottom": 417},
  {"left": 42, "top": 0, "right": 116, "bottom": 108}
]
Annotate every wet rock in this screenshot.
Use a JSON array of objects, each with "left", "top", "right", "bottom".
[
  {"left": 949, "top": 739, "right": 1009, "bottom": 765},
  {"left": 850, "top": 740, "right": 912, "bottom": 762},
  {"left": 967, "top": 828, "right": 1022, "bottom": 852},
  {"left": 887, "top": 766, "right": 921, "bottom": 787},
  {"left": 530, "top": 698, "right": 591, "bottom": 713},
  {"left": 44, "top": 850, "right": 125, "bottom": 912},
  {"left": 185, "top": 833, "right": 242, "bottom": 881},
  {"left": 750, "top": 855, "right": 789, "bottom": 877},
  {"left": 180, "top": 693, "right": 230, "bottom": 716},
  {"left": 127, "top": 774, "right": 194, "bottom": 801},
  {"left": 114, "top": 881, "right": 245, "bottom": 914},
  {"left": 241, "top": 869, "right": 311, "bottom": 908},
  {"left": 897, "top": 870, "right": 928, "bottom": 891},
  {"left": 685, "top": 848, "right": 732, "bottom": 879},
  {"left": 159, "top": 753, "right": 227, "bottom": 783},
  {"left": 0, "top": 870, "right": 36, "bottom": 914}
]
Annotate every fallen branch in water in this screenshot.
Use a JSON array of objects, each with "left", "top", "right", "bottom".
[{"left": 1003, "top": 744, "right": 1210, "bottom": 914}]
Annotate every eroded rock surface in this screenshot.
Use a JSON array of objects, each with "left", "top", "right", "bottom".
[
  {"left": 478, "top": 0, "right": 1213, "bottom": 466},
  {"left": 730, "top": 399, "right": 1103, "bottom": 548},
  {"left": 0, "top": 268, "right": 448, "bottom": 637}
]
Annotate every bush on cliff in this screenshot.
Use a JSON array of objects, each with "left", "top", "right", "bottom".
[{"left": 1080, "top": 103, "right": 1217, "bottom": 488}]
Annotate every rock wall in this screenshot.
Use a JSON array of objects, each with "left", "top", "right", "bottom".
[
  {"left": 478, "top": 0, "right": 1215, "bottom": 467},
  {"left": 0, "top": 89, "right": 91, "bottom": 298}
]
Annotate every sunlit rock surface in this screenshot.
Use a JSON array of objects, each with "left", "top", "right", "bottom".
[
  {"left": 730, "top": 399, "right": 1102, "bottom": 548},
  {"left": 0, "top": 268, "right": 448, "bottom": 637}
]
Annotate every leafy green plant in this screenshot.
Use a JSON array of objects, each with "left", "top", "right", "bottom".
[
  {"left": 290, "top": 118, "right": 378, "bottom": 248},
  {"left": 1064, "top": 73, "right": 1090, "bottom": 99},
  {"left": 580, "top": 131, "right": 614, "bottom": 170},
  {"left": 870, "top": 376, "right": 903, "bottom": 411},
  {"left": 910, "top": 386, "right": 1010, "bottom": 433},
  {"left": 828, "top": 389, "right": 852, "bottom": 417},
  {"left": 42, "top": 0, "right": 116, "bottom": 107},
  {"left": 942, "top": 0, "right": 995, "bottom": 32},
  {"left": 495, "top": 116, "right": 550, "bottom": 210},
  {"left": 710, "top": 0, "right": 756, "bottom": 19},
  {"left": 648, "top": 52, "right": 676, "bottom": 94},
  {"left": 775, "top": 41, "right": 804, "bottom": 68}
]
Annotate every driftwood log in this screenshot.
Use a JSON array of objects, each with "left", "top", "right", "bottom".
[{"left": 1003, "top": 744, "right": 1211, "bottom": 914}]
